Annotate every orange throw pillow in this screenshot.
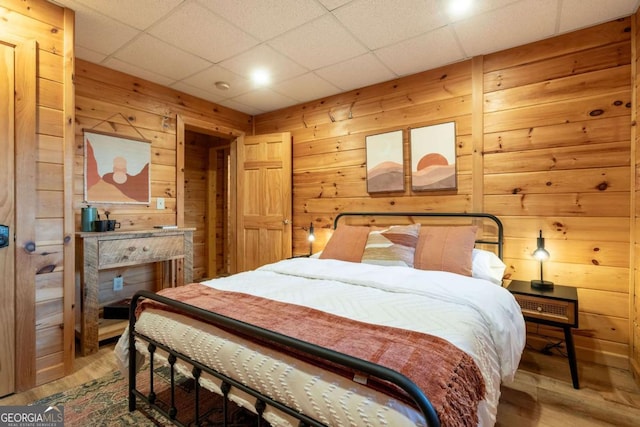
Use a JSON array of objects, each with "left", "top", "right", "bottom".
[
  {"left": 414, "top": 226, "right": 478, "bottom": 276},
  {"left": 319, "top": 225, "right": 370, "bottom": 262}
]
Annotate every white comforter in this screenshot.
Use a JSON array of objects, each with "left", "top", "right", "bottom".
[{"left": 118, "top": 258, "right": 525, "bottom": 426}]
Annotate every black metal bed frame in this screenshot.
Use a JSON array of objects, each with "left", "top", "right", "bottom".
[{"left": 128, "top": 212, "right": 504, "bottom": 427}]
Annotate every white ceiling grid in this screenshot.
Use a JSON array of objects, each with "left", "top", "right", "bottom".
[{"left": 52, "top": 0, "right": 640, "bottom": 115}]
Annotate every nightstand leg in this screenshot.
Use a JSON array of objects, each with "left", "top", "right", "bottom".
[{"left": 564, "top": 326, "right": 580, "bottom": 389}]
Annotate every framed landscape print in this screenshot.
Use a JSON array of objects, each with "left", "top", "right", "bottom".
[
  {"left": 410, "top": 122, "right": 456, "bottom": 191},
  {"left": 84, "top": 130, "right": 151, "bottom": 204},
  {"left": 365, "top": 130, "right": 404, "bottom": 193}
]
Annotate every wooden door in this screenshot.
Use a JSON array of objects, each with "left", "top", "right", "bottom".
[
  {"left": 0, "top": 41, "right": 16, "bottom": 397},
  {"left": 237, "top": 133, "right": 292, "bottom": 271}
]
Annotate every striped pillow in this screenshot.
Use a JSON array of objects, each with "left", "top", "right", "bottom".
[{"left": 361, "top": 224, "right": 421, "bottom": 267}]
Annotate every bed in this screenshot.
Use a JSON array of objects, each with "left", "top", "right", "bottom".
[{"left": 116, "top": 212, "right": 526, "bottom": 427}]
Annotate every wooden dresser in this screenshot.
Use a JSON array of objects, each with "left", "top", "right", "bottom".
[{"left": 76, "top": 228, "right": 194, "bottom": 355}]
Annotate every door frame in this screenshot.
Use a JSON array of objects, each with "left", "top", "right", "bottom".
[{"left": 176, "top": 115, "right": 244, "bottom": 274}]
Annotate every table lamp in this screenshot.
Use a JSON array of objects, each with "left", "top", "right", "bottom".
[
  {"left": 308, "top": 222, "right": 315, "bottom": 255},
  {"left": 531, "top": 230, "right": 554, "bottom": 290}
]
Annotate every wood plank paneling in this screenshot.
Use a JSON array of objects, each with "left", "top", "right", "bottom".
[
  {"left": 484, "top": 116, "right": 631, "bottom": 153},
  {"left": 484, "top": 65, "right": 631, "bottom": 112},
  {"left": 255, "top": 16, "right": 636, "bottom": 369},
  {"left": 483, "top": 17, "right": 633, "bottom": 370},
  {"left": 484, "top": 41, "right": 631, "bottom": 92},
  {"left": 484, "top": 167, "right": 630, "bottom": 195},
  {"left": 484, "top": 91, "right": 631, "bottom": 134}
]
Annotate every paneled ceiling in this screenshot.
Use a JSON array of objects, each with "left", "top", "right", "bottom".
[{"left": 52, "top": 0, "right": 640, "bottom": 115}]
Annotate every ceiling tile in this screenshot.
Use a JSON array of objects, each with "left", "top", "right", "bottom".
[
  {"left": 374, "top": 27, "right": 465, "bottom": 76},
  {"left": 75, "top": 45, "right": 107, "bottom": 64},
  {"left": 59, "top": 0, "right": 183, "bottom": 30},
  {"left": 113, "top": 34, "right": 212, "bottom": 80},
  {"left": 315, "top": 53, "right": 396, "bottom": 91},
  {"left": 333, "top": 0, "right": 446, "bottom": 50},
  {"left": 169, "top": 81, "right": 227, "bottom": 103},
  {"left": 217, "top": 98, "right": 265, "bottom": 116},
  {"left": 231, "top": 88, "right": 298, "bottom": 112},
  {"left": 181, "top": 65, "right": 254, "bottom": 98},
  {"left": 453, "top": 0, "right": 559, "bottom": 57},
  {"left": 317, "top": 0, "right": 353, "bottom": 11},
  {"left": 272, "top": 73, "right": 342, "bottom": 103},
  {"left": 268, "top": 14, "right": 368, "bottom": 70},
  {"left": 102, "top": 58, "right": 176, "bottom": 87},
  {"left": 59, "top": 1, "right": 139, "bottom": 55},
  {"left": 198, "top": 0, "right": 327, "bottom": 41},
  {"left": 559, "top": 0, "right": 639, "bottom": 33},
  {"left": 149, "top": 2, "right": 259, "bottom": 63},
  {"left": 219, "top": 44, "right": 308, "bottom": 83},
  {"left": 444, "top": 0, "right": 523, "bottom": 22}
]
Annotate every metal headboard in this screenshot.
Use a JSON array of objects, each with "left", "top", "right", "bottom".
[{"left": 333, "top": 212, "right": 504, "bottom": 260}]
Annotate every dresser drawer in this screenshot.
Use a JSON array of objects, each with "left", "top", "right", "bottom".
[
  {"left": 514, "top": 293, "right": 576, "bottom": 326},
  {"left": 98, "top": 235, "right": 185, "bottom": 268}
]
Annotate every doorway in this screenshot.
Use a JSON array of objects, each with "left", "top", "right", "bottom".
[
  {"left": 184, "top": 129, "right": 233, "bottom": 280},
  {"left": 177, "top": 115, "right": 292, "bottom": 277}
]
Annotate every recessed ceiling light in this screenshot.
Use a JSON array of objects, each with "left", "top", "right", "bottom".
[
  {"left": 214, "top": 81, "right": 230, "bottom": 91},
  {"left": 251, "top": 68, "right": 270, "bottom": 86},
  {"left": 448, "top": 0, "right": 472, "bottom": 17}
]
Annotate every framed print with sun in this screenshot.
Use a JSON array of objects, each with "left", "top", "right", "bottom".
[{"left": 410, "top": 122, "right": 456, "bottom": 191}]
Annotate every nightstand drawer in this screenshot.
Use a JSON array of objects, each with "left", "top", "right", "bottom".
[{"left": 514, "top": 293, "right": 576, "bottom": 326}]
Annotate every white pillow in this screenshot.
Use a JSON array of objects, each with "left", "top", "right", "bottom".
[
  {"left": 472, "top": 249, "right": 506, "bottom": 285},
  {"left": 309, "top": 248, "right": 506, "bottom": 285}
]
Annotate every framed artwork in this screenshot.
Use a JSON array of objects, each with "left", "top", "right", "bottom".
[
  {"left": 365, "top": 130, "right": 404, "bottom": 193},
  {"left": 410, "top": 122, "right": 456, "bottom": 191},
  {"left": 84, "top": 130, "right": 151, "bottom": 204}
]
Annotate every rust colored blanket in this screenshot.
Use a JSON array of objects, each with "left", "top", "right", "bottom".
[{"left": 137, "top": 283, "right": 485, "bottom": 426}]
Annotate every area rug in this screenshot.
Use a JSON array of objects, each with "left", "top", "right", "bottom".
[{"left": 32, "top": 366, "right": 262, "bottom": 426}]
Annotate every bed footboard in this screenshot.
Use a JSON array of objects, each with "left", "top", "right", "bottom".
[{"left": 128, "top": 290, "right": 440, "bottom": 427}]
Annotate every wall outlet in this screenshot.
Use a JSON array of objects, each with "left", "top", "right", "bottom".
[
  {"left": 156, "top": 197, "right": 165, "bottom": 210},
  {"left": 113, "top": 276, "right": 124, "bottom": 291}
]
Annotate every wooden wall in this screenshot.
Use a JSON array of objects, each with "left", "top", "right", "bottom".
[
  {"left": 0, "top": 0, "right": 75, "bottom": 389},
  {"left": 255, "top": 18, "right": 634, "bottom": 369},
  {"left": 483, "top": 19, "right": 632, "bottom": 369},
  {"left": 74, "top": 61, "right": 252, "bottom": 230},
  {"left": 73, "top": 59, "right": 252, "bottom": 314}
]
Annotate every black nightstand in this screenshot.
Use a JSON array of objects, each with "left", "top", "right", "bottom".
[{"left": 507, "top": 279, "right": 580, "bottom": 389}]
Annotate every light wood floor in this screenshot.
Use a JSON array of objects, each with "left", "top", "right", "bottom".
[
  {"left": 498, "top": 350, "right": 640, "bottom": 426},
  {"left": 2, "top": 343, "right": 639, "bottom": 426}
]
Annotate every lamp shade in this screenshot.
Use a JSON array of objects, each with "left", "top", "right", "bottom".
[
  {"left": 532, "top": 230, "right": 550, "bottom": 261},
  {"left": 308, "top": 222, "right": 315, "bottom": 242}
]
